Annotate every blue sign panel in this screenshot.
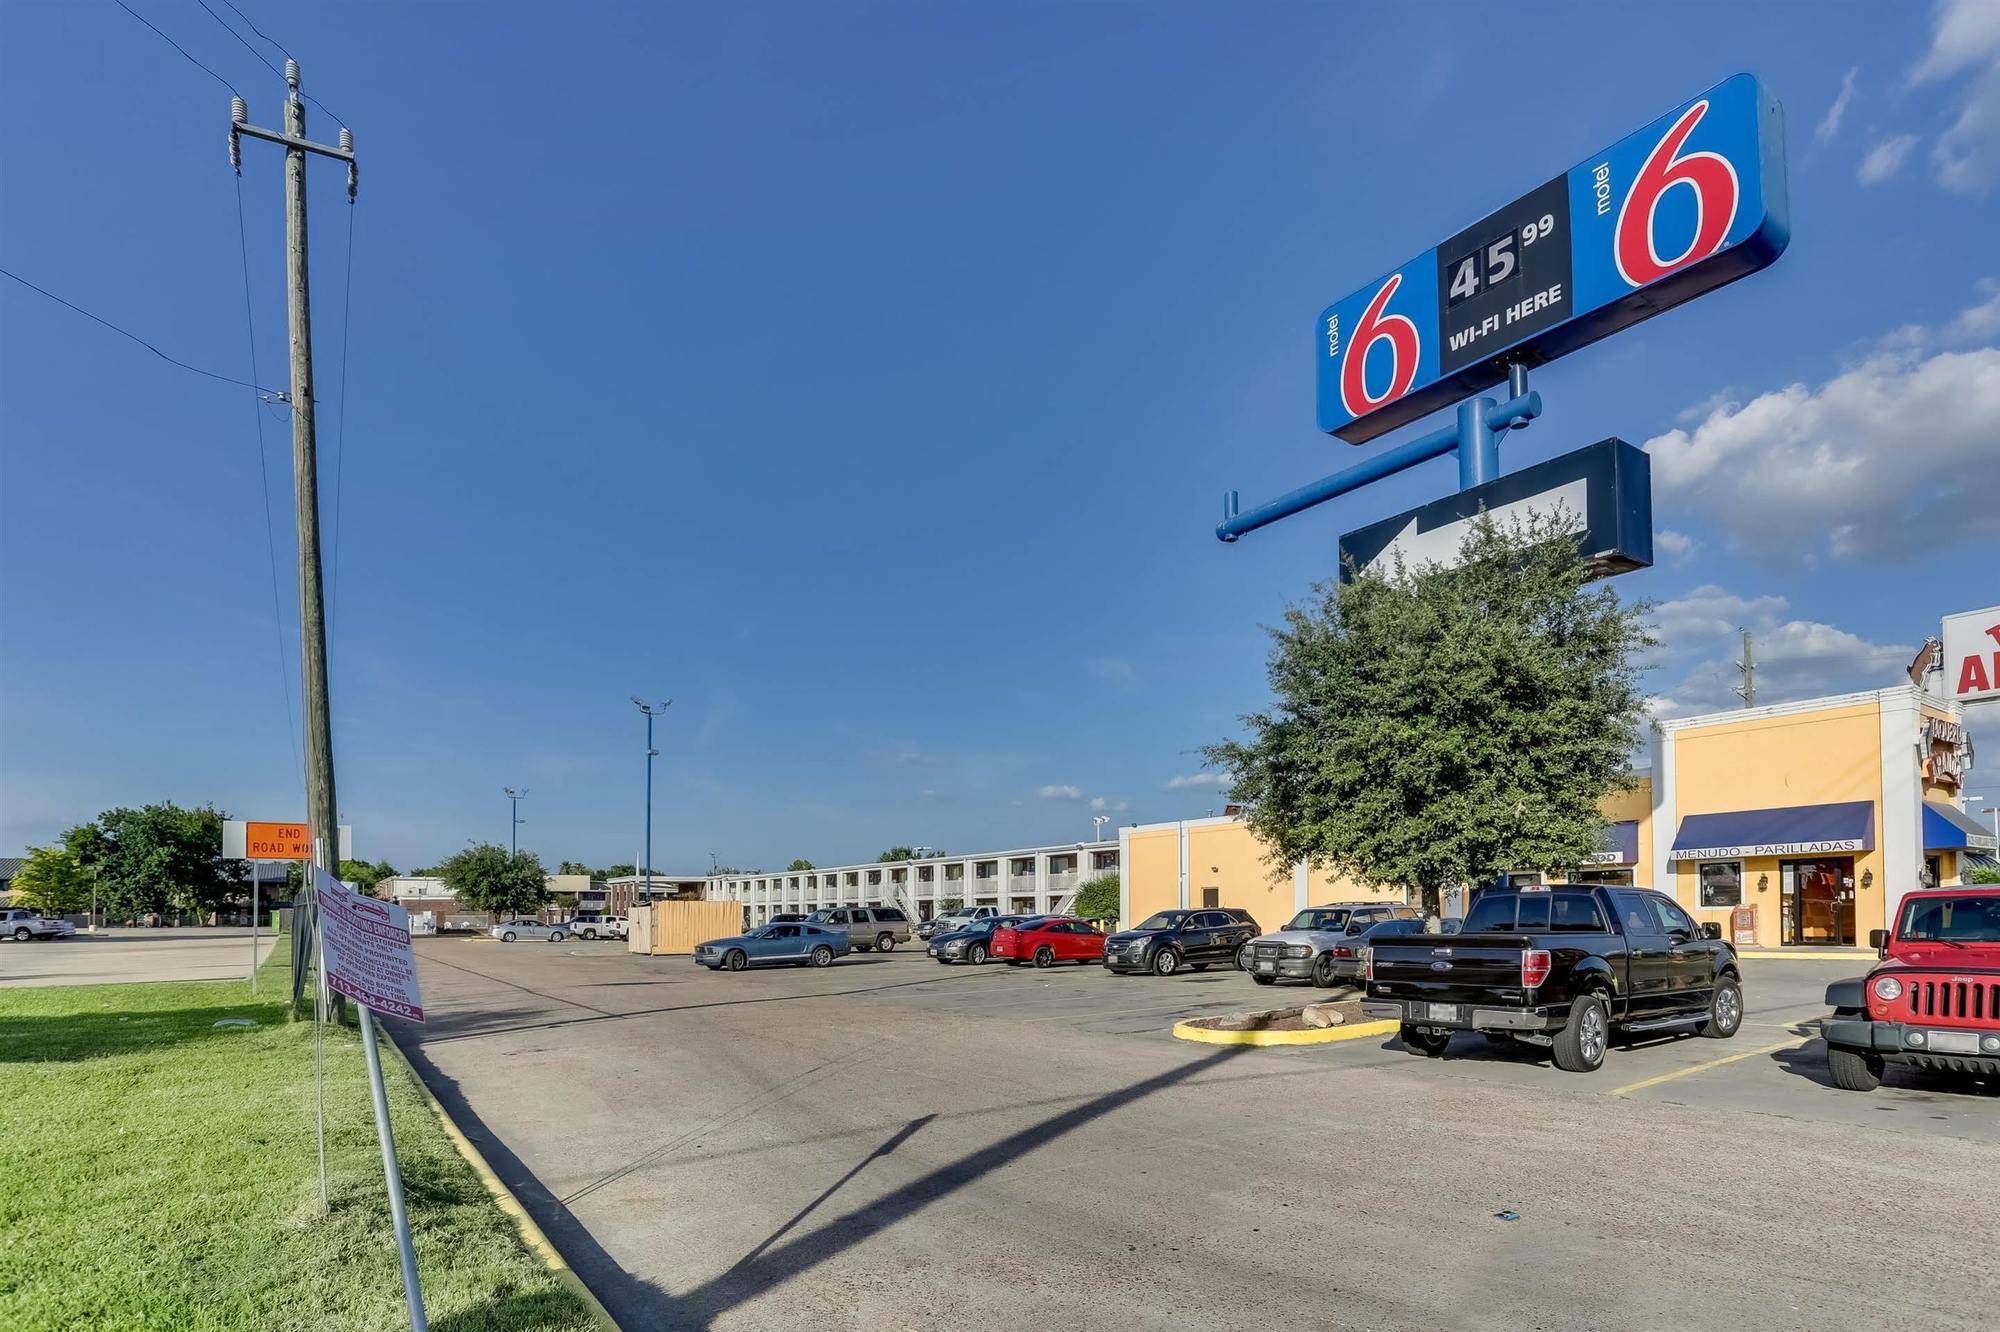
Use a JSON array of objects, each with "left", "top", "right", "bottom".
[
  {"left": 1317, "top": 74, "right": 1788, "bottom": 443},
  {"left": 1337, "top": 438, "right": 1652, "bottom": 582}
]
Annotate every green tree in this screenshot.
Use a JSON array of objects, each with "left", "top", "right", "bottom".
[
  {"left": 1204, "top": 513, "right": 1652, "bottom": 918},
  {"left": 10, "top": 845, "right": 93, "bottom": 915},
  {"left": 786, "top": 858, "right": 815, "bottom": 871},
  {"left": 935, "top": 897, "right": 963, "bottom": 915},
  {"left": 1071, "top": 872, "right": 1120, "bottom": 924},
  {"left": 339, "top": 858, "right": 398, "bottom": 897},
  {"left": 876, "top": 847, "right": 916, "bottom": 862},
  {"left": 595, "top": 863, "right": 636, "bottom": 879},
  {"left": 557, "top": 860, "right": 591, "bottom": 875},
  {"left": 439, "top": 844, "right": 551, "bottom": 916},
  {"left": 64, "top": 804, "right": 244, "bottom": 920},
  {"left": 1968, "top": 866, "right": 2000, "bottom": 885}
]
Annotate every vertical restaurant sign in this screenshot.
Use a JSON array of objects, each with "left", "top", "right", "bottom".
[
  {"left": 1317, "top": 73, "right": 1789, "bottom": 443},
  {"left": 316, "top": 866, "right": 424, "bottom": 1021}
]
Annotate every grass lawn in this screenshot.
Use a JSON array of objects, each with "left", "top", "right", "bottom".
[{"left": 0, "top": 940, "right": 597, "bottom": 1331}]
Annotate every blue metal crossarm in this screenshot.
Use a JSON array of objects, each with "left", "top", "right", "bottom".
[{"left": 1216, "top": 390, "right": 1541, "bottom": 543}]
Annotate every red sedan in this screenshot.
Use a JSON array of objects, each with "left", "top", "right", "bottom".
[{"left": 990, "top": 916, "right": 1106, "bottom": 968}]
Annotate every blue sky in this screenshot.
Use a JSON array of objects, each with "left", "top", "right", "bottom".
[{"left": 3, "top": 2, "right": 1996, "bottom": 872}]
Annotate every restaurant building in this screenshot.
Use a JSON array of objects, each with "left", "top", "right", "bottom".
[{"left": 1119, "top": 685, "right": 1989, "bottom": 947}]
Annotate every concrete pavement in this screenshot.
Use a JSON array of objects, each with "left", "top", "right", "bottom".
[
  {"left": 394, "top": 938, "right": 1998, "bottom": 1331},
  {"left": 0, "top": 927, "right": 277, "bottom": 988}
]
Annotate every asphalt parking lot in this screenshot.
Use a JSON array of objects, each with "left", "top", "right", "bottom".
[
  {"left": 0, "top": 926, "right": 277, "bottom": 988},
  {"left": 394, "top": 936, "right": 1999, "bottom": 1331}
]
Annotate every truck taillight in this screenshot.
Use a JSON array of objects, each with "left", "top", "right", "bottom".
[
  {"left": 1333, "top": 946, "right": 1354, "bottom": 958},
  {"left": 1362, "top": 947, "right": 1374, "bottom": 983},
  {"left": 1522, "top": 949, "right": 1552, "bottom": 989}
]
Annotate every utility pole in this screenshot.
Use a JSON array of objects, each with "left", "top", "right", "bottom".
[
  {"left": 233, "top": 68, "right": 426, "bottom": 1332},
  {"left": 505, "top": 788, "right": 528, "bottom": 855},
  {"left": 1733, "top": 630, "right": 1756, "bottom": 709},
  {"left": 631, "top": 698, "right": 671, "bottom": 903}
]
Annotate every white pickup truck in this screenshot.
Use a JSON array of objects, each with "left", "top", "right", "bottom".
[
  {"left": 1, "top": 908, "right": 77, "bottom": 942},
  {"left": 569, "top": 914, "right": 628, "bottom": 941}
]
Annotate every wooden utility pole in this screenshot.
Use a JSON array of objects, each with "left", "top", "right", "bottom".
[{"left": 1734, "top": 630, "right": 1756, "bottom": 709}]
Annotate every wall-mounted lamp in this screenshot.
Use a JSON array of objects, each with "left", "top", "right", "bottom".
[
  {"left": 1861, "top": 868, "right": 1874, "bottom": 889},
  {"left": 1757, "top": 873, "right": 1769, "bottom": 892}
]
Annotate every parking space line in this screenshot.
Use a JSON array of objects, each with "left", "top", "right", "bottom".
[{"left": 1607, "top": 1036, "right": 1808, "bottom": 1097}]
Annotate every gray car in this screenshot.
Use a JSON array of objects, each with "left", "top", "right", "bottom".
[
  {"left": 695, "top": 922, "right": 851, "bottom": 970},
  {"left": 489, "top": 918, "right": 568, "bottom": 943},
  {"left": 1242, "top": 903, "right": 1424, "bottom": 987},
  {"left": 804, "top": 906, "right": 912, "bottom": 952}
]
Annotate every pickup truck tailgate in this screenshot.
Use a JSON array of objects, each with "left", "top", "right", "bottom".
[{"left": 1369, "top": 933, "right": 1532, "bottom": 1003}]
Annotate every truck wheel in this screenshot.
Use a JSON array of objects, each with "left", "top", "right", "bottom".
[
  {"left": 1236, "top": 944, "right": 1253, "bottom": 971},
  {"left": 1251, "top": 973, "right": 1277, "bottom": 986},
  {"left": 724, "top": 949, "right": 747, "bottom": 972},
  {"left": 1401, "top": 1025, "right": 1451, "bottom": 1057},
  {"left": 1827, "top": 1045, "right": 1884, "bottom": 1092},
  {"left": 1311, "top": 954, "right": 1338, "bottom": 988},
  {"left": 13, "top": 926, "right": 31, "bottom": 942},
  {"left": 875, "top": 933, "right": 895, "bottom": 953},
  {"left": 1151, "top": 948, "right": 1181, "bottom": 977},
  {"left": 1552, "top": 994, "right": 1610, "bottom": 1073},
  {"left": 1701, "top": 976, "right": 1744, "bottom": 1039}
]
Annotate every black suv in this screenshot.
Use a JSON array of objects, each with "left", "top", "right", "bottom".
[{"left": 1104, "top": 908, "right": 1260, "bottom": 976}]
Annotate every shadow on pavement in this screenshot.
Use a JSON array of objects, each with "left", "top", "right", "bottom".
[
  {"left": 398, "top": 1032, "right": 1243, "bottom": 1329},
  {"left": 1770, "top": 1040, "right": 1999, "bottom": 1098}
]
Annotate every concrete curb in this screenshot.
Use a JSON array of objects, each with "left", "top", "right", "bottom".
[
  {"left": 381, "top": 1029, "right": 622, "bottom": 1332},
  {"left": 1172, "top": 1017, "right": 1401, "bottom": 1047}
]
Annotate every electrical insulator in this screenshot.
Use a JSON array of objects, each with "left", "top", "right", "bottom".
[{"left": 231, "top": 96, "right": 247, "bottom": 125}]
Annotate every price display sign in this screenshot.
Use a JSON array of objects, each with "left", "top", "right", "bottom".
[{"left": 1317, "top": 73, "right": 1789, "bottom": 443}]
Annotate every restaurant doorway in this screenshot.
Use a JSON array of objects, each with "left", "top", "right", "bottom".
[{"left": 1780, "top": 857, "right": 1856, "bottom": 946}]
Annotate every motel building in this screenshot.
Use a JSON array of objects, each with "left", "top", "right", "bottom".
[
  {"left": 708, "top": 841, "right": 1123, "bottom": 925},
  {"left": 1117, "top": 684, "right": 1990, "bottom": 949}
]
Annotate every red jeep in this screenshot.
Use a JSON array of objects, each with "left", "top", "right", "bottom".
[{"left": 1822, "top": 886, "right": 2000, "bottom": 1091}]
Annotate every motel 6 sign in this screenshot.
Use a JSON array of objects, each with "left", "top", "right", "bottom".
[{"left": 1317, "top": 73, "right": 1790, "bottom": 443}]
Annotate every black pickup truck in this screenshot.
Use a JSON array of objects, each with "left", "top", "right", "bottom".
[{"left": 1360, "top": 885, "right": 1743, "bottom": 1072}]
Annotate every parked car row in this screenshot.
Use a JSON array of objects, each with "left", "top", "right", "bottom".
[{"left": 489, "top": 914, "right": 628, "bottom": 943}]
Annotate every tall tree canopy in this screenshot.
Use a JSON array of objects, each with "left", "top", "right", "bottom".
[
  {"left": 63, "top": 804, "right": 243, "bottom": 919},
  {"left": 557, "top": 860, "right": 591, "bottom": 876},
  {"left": 876, "top": 847, "right": 917, "bottom": 862},
  {"left": 339, "top": 859, "right": 398, "bottom": 897},
  {"left": 1071, "top": 873, "right": 1120, "bottom": 923},
  {"left": 10, "top": 845, "right": 92, "bottom": 915},
  {"left": 1204, "top": 514, "right": 1652, "bottom": 916},
  {"left": 785, "top": 859, "right": 815, "bottom": 871},
  {"left": 439, "top": 844, "right": 551, "bottom": 916}
]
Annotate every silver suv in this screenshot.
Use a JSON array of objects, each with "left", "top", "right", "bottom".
[{"left": 805, "top": 906, "right": 912, "bottom": 952}]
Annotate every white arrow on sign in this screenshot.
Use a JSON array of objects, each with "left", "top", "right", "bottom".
[{"left": 1370, "top": 478, "right": 1589, "bottom": 573}]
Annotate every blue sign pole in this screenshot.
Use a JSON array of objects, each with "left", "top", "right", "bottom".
[{"left": 1217, "top": 386, "right": 1539, "bottom": 543}]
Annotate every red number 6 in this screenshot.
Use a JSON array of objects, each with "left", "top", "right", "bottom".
[
  {"left": 1339, "top": 273, "right": 1421, "bottom": 419},
  {"left": 1615, "top": 99, "right": 1738, "bottom": 289}
]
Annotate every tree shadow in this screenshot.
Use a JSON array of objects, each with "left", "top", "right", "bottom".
[{"left": 0, "top": 1001, "right": 284, "bottom": 1063}]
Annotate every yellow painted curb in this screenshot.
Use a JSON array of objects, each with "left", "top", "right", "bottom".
[
  {"left": 1172, "top": 1017, "right": 1401, "bottom": 1047},
  {"left": 381, "top": 1031, "right": 622, "bottom": 1332}
]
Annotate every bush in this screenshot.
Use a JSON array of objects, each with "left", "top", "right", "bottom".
[
  {"left": 1967, "top": 865, "right": 2000, "bottom": 885},
  {"left": 1072, "top": 873, "right": 1120, "bottom": 924}
]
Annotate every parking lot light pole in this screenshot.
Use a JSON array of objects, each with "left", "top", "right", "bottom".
[
  {"left": 631, "top": 698, "right": 671, "bottom": 904},
  {"left": 1093, "top": 815, "right": 1110, "bottom": 843},
  {"left": 504, "top": 787, "right": 528, "bottom": 856}
]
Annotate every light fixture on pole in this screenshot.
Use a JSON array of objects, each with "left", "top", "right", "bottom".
[
  {"left": 504, "top": 787, "right": 528, "bottom": 856},
  {"left": 1092, "top": 814, "right": 1110, "bottom": 843},
  {"left": 630, "top": 698, "right": 671, "bottom": 905}
]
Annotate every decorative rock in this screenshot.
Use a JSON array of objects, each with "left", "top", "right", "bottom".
[{"left": 1300, "top": 1003, "right": 1345, "bottom": 1029}]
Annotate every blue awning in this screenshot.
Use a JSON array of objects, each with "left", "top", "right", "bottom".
[
  {"left": 1669, "top": 801, "right": 1874, "bottom": 861},
  {"left": 1583, "top": 820, "right": 1640, "bottom": 865},
  {"left": 1924, "top": 800, "right": 1998, "bottom": 853}
]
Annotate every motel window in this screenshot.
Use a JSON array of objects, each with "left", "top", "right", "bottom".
[{"left": 1697, "top": 861, "right": 1743, "bottom": 909}]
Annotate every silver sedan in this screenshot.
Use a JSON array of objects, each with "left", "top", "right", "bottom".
[{"left": 489, "top": 919, "right": 568, "bottom": 943}]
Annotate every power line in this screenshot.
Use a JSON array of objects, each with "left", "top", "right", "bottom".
[
  {"left": 111, "top": 0, "right": 241, "bottom": 97},
  {"left": 233, "top": 173, "right": 304, "bottom": 789},
  {"left": 0, "top": 265, "right": 287, "bottom": 398},
  {"left": 193, "top": 0, "right": 281, "bottom": 81},
  {"left": 328, "top": 201, "right": 357, "bottom": 642},
  {"left": 210, "top": 0, "right": 345, "bottom": 126}
]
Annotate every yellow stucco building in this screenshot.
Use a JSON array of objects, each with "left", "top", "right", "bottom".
[{"left": 1120, "top": 686, "right": 1989, "bottom": 948}]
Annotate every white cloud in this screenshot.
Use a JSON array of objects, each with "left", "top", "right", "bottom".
[
  {"left": 1913, "top": 0, "right": 2000, "bottom": 194},
  {"left": 1816, "top": 65, "right": 1860, "bottom": 143},
  {"left": 1649, "top": 586, "right": 1910, "bottom": 718},
  {"left": 1947, "top": 278, "right": 2000, "bottom": 341},
  {"left": 1654, "top": 529, "right": 1697, "bottom": 562},
  {"left": 1037, "top": 784, "right": 1083, "bottom": 802},
  {"left": 1164, "top": 772, "right": 1228, "bottom": 791},
  {"left": 1087, "top": 796, "right": 1129, "bottom": 813},
  {"left": 1644, "top": 318, "right": 2000, "bottom": 561},
  {"left": 1084, "top": 656, "right": 1136, "bottom": 686},
  {"left": 1857, "top": 133, "right": 1919, "bottom": 184}
]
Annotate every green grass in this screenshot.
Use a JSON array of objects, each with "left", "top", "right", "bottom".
[{"left": 0, "top": 940, "right": 596, "bottom": 1331}]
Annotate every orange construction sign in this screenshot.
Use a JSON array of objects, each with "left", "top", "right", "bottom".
[{"left": 246, "top": 821, "right": 313, "bottom": 861}]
